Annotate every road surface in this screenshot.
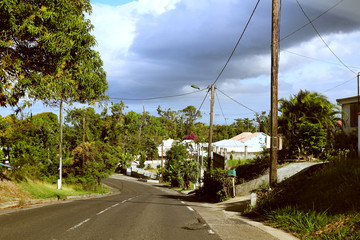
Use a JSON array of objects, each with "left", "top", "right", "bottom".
[{"left": 0, "top": 177, "right": 220, "bottom": 240}]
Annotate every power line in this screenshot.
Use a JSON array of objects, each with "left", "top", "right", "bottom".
[
  {"left": 295, "top": 0, "right": 357, "bottom": 75},
  {"left": 212, "top": 0, "right": 261, "bottom": 85},
  {"left": 109, "top": 88, "right": 207, "bottom": 101},
  {"left": 216, "top": 88, "right": 257, "bottom": 113},
  {"left": 281, "top": 49, "right": 360, "bottom": 70},
  {"left": 323, "top": 76, "right": 356, "bottom": 93},
  {"left": 215, "top": 91, "right": 228, "bottom": 126},
  {"left": 281, "top": 0, "right": 344, "bottom": 42},
  {"left": 197, "top": 88, "right": 210, "bottom": 112}
]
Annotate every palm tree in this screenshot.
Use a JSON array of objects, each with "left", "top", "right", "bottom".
[{"left": 279, "top": 90, "right": 341, "bottom": 160}]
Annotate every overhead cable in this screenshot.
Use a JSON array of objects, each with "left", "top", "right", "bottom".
[
  {"left": 281, "top": 49, "right": 360, "bottom": 71},
  {"left": 197, "top": 88, "right": 210, "bottom": 112},
  {"left": 295, "top": 0, "right": 357, "bottom": 75},
  {"left": 281, "top": 0, "right": 344, "bottom": 42},
  {"left": 215, "top": 91, "right": 228, "bottom": 126},
  {"left": 323, "top": 76, "right": 357, "bottom": 93},
  {"left": 216, "top": 88, "right": 257, "bottom": 113},
  {"left": 109, "top": 88, "right": 207, "bottom": 101},
  {"left": 212, "top": 0, "right": 261, "bottom": 85}
]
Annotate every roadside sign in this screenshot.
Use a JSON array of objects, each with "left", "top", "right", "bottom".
[{"left": 228, "top": 170, "right": 236, "bottom": 177}]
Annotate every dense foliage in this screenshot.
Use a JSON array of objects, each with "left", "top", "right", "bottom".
[
  {"left": 0, "top": 0, "right": 107, "bottom": 110},
  {"left": 0, "top": 88, "right": 355, "bottom": 191},
  {"left": 164, "top": 143, "right": 200, "bottom": 188},
  {"left": 196, "top": 168, "right": 234, "bottom": 202},
  {"left": 279, "top": 90, "right": 341, "bottom": 160}
]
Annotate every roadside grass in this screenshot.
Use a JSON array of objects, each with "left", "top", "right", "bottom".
[
  {"left": 19, "top": 179, "right": 108, "bottom": 200},
  {"left": 227, "top": 158, "right": 253, "bottom": 168},
  {"left": 249, "top": 157, "right": 360, "bottom": 239}
]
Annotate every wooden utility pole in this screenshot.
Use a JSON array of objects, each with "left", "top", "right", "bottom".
[
  {"left": 82, "top": 116, "right": 85, "bottom": 175},
  {"left": 208, "top": 84, "right": 215, "bottom": 170},
  {"left": 270, "top": 0, "right": 279, "bottom": 188},
  {"left": 357, "top": 73, "right": 360, "bottom": 157}
]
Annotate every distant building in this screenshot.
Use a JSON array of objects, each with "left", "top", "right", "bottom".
[
  {"left": 157, "top": 139, "right": 175, "bottom": 157},
  {"left": 157, "top": 139, "right": 200, "bottom": 157},
  {"left": 336, "top": 96, "right": 359, "bottom": 133},
  {"left": 212, "top": 132, "right": 269, "bottom": 169}
]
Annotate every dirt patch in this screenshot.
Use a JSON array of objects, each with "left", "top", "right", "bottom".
[{"left": 0, "top": 180, "right": 32, "bottom": 202}]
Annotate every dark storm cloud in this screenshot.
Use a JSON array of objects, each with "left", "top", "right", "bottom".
[{"left": 107, "top": 0, "right": 360, "bottom": 107}]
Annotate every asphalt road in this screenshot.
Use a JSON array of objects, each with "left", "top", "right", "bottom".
[{"left": 0, "top": 178, "right": 220, "bottom": 240}]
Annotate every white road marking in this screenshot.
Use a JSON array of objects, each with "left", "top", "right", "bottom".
[
  {"left": 181, "top": 201, "right": 186, "bottom": 204},
  {"left": 67, "top": 218, "right": 91, "bottom": 231},
  {"left": 96, "top": 207, "right": 112, "bottom": 215},
  {"left": 186, "top": 206, "right": 194, "bottom": 212},
  {"left": 121, "top": 200, "right": 127, "bottom": 203},
  {"left": 208, "top": 229, "right": 215, "bottom": 235}
]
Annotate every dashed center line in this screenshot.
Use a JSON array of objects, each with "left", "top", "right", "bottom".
[
  {"left": 96, "top": 207, "right": 112, "bottom": 215},
  {"left": 67, "top": 195, "right": 138, "bottom": 232},
  {"left": 67, "top": 218, "right": 91, "bottom": 231}
]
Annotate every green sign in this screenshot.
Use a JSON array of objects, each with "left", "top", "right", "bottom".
[{"left": 228, "top": 170, "right": 236, "bottom": 177}]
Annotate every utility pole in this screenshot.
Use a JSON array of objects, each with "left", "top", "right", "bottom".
[
  {"left": 82, "top": 116, "right": 85, "bottom": 175},
  {"left": 208, "top": 84, "right": 215, "bottom": 170},
  {"left": 270, "top": 0, "right": 279, "bottom": 188},
  {"left": 357, "top": 73, "right": 360, "bottom": 157},
  {"left": 161, "top": 140, "right": 164, "bottom": 183},
  {"left": 58, "top": 99, "right": 63, "bottom": 190}
]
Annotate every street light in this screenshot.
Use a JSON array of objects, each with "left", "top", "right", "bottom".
[{"left": 191, "top": 85, "right": 201, "bottom": 90}]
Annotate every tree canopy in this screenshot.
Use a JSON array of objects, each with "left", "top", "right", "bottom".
[
  {"left": 279, "top": 90, "right": 341, "bottom": 160},
  {"left": 0, "top": 0, "right": 107, "bottom": 110}
]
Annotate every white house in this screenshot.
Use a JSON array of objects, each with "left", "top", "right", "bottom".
[
  {"left": 157, "top": 139, "right": 175, "bottom": 157},
  {"left": 157, "top": 139, "right": 201, "bottom": 157},
  {"left": 212, "top": 132, "right": 270, "bottom": 168}
]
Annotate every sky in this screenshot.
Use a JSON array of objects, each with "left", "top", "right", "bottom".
[{"left": 5, "top": 0, "right": 360, "bottom": 125}]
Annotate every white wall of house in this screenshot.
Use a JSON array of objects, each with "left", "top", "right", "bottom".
[{"left": 337, "top": 96, "right": 358, "bottom": 134}]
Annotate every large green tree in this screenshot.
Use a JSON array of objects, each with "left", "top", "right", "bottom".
[
  {"left": 1, "top": 0, "right": 108, "bottom": 188},
  {"left": 0, "top": 0, "right": 107, "bottom": 108},
  {"left": 279, "top": 90, "right": 340, "bottom": 160}
]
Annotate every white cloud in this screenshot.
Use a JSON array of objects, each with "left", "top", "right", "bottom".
[{"left": 16, "top": 0, "right": 360, "bottom": 124}]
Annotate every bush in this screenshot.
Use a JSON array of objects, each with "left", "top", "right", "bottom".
[
  {"left": 138, "top": 152, "right": 146, "bottom": 169},
  {"left": 197, "top": 168, "right": 233, "bottom": 202},
  {"left": 236, "top": 150, "right": 268, "bottom": 182},
  {"left": 164, "top": 143, "right": 199, "bottom": 188}
]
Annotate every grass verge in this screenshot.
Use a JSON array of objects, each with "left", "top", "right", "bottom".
[
  {"left": 0, "top": 179, "right": 109, "bottom": 202},
  {"left": 248, "top": 158, "right": 360, "bottom": 239}
]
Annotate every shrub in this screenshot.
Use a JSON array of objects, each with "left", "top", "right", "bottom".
[{"left": 197, "top": 168, "right": 233, "bottom": 202}]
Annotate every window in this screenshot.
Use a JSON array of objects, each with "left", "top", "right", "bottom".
[{"left": 350, "top": 103, "right": 359, "bottom": 127}]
